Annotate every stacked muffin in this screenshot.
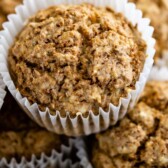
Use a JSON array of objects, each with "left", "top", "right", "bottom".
[
  {"left": 8, "top": 4, "right": 147, "bottom": 116},
  {"left": 0, "top": 0, "right": 154, "bottom": 136}
]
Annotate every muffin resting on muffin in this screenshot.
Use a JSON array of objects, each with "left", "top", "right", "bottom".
[
  {"left": 9, "top": 4, "right": 146, "bottom": 116},
  {"left": 130, "top": 0, "right": 168, "bottom": 61},
  {"left": 91, "top": 81, "right": 168, "bottom": 168},
  {"left": 0, "top": 0, "right": 22, "bottom": 29}
]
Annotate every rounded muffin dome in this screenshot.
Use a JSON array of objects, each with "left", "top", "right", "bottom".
[{"left": 9, "top": 3, "right": 146, "bottom": 116}]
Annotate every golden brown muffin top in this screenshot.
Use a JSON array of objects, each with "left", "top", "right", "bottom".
[
  {"left": 0, "top": 0, "right": 22, "bottom": 29},
  {"left": 92, "top": 81, "right": 168, "bottom": 168},
  {"left": 9, "top": 4, "right": 146, "bottom": 116},
  {"left": 130, "top": 0, "right": 168, "bottom": 62}
]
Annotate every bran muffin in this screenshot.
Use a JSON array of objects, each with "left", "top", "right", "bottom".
[
  {"left": 0, "top": 0, "right": 22, "bottom": 29},
  {"left": 129, "top": 0, "right": 168, "bottom": 62},
  {"left": 91, "top": 81, "right": 168, "bottom": 168},
  {"left": 8, "top": 4, "right": 147, "bottom": 116},
  {"left": 0, "top": 91, "right": 63, "bottom": 162}
]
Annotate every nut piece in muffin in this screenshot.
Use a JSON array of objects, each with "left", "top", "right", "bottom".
[
  {"left": 0, "top": 0, "right": 22, "bottom": 29},
  {"left": 0, "top": 91, "right": 64, "bottom": 162},
  {"left": 129, "top": 0, "right": 168, "bottom": 62},
  {"left": 9, "top": 4, "right": 147, "bottom": 116},
  {"left": 91, "top": 81, "right": 168, "bottom": 168}
]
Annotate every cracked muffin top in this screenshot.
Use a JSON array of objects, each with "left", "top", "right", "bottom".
[
  {"left": 9, "top": 4, "right": 147, "bottom": 116},
  {"left": 0, "top": 0, "right": 22, "bottom": 29},
  {"left": 0, "top": 91, "right": 62, "bottom": 161},
  {"left": 130, "top": 0, "right": 168, "bottom": 62},
  {"left": 91, "top": 81, "right": 168, "bottom": 168}
]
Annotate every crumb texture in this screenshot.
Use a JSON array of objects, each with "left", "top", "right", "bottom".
[
  {"left": 9, "top": 4, "right": 146, "bottom": 116},
  {"left": 92, "top": 81, "right": 168, "bottom": 168}
]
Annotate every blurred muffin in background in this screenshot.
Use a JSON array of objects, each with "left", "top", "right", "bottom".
[
  {"left": 0, "top": 90, "right": 63, "bottom": 162},
  {"left": 91, "top": 81, "right": 168, "bottom": 168},
  {"left": 130, "top": 0, "right": 168, "bottom": 62},
  {"left": 0, "top": 0, "right": 22, "bottom": 29}
]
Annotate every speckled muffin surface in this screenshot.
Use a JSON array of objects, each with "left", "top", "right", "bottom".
[
  {"left": 9, "top": 3, "right": 147, "bottom": 116},
  {"left": 130, "top": 0, "right": 168, "bottom": 61},
  {"left": 0, "top": 91, "right": 62, "bottom": 161},
  {"left": 91, "top": 81, "right": 168, "bottom": 168},
  {"left": 0, "top": 0, "right": 22, "bottom": 29}
]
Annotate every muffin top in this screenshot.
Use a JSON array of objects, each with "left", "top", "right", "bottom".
[
  {"left": 9, "top": 4, "right": 146, "bottom": 116},
  {"left": 0, "top": 0, "right": 22, "bottom": 29},
  {"left": 130, "top": 0, "right": 168, "bottom": 62},
  {"left": 0, "top": 91, "right": 62, "bottom": 161},
  {"left": 91, "top": 81, "right": 168, "bottom": 168}
]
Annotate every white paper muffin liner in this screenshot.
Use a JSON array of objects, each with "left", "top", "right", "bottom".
[
  {"left": 0, "top": 0, "right": 155, "bottom": 136},
  {"left": 0, "top": 138, "right": 80, "bottom": 168},
  {"left": 75, "top": 138, "right": 92, "bottom": 168},
  {"left": 0, "top": 75, "right": 6, "bottom": 109}
]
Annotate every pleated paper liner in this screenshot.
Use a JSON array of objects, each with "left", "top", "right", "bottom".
[
  {"left": 75, "top": 137, "right": 92, "bottom": 168},
  {"left": 0, "top": 138, "right": 81, "bottom": 168},
  {"left": 0, "top": 0, "right": 155, "bottom": 136},
  {"left": 0, "top": 75, "right": 6, "bottom": 109}
]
